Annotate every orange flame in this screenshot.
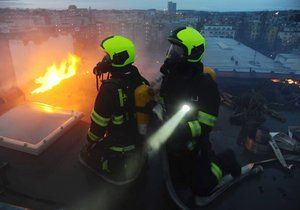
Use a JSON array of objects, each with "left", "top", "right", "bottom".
[
  {"left": 31, "top": 54, "right": 80, "bottom": 94},
  {"left": 271, "top": 78, "right": 300, "bottom": 88},
  {"left": 286, "top": 79, "right": 299, "bottom": 85},
  {"left": 271, "top": 79, "right": 280, "bottom": 83}
]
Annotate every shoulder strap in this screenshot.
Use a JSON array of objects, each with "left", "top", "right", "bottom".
[
  {"left": 102, "top": 78, "right": 122, "bottom": 87},
  {"left": 102, "top": 78, "right": 127, "bottom": 108}
]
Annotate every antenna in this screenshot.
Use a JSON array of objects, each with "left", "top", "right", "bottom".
[{"left": 253, "top": 50, "right": 257, "bottom": 64}]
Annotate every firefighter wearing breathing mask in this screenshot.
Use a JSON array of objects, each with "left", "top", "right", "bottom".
[
  {"left": 79, "top": 35, "right": 152, "bottom": 184},
  {"left": 160, "top": 26, "right": 241, "bottom": 196}
]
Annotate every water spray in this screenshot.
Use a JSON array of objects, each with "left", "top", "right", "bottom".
[{"left": 148, "top": 104, "right": 191, "bottom": 151}]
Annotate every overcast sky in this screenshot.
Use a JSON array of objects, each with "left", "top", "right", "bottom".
[{"left": 0, "top": 0, "right": 299, "bottom": 11}]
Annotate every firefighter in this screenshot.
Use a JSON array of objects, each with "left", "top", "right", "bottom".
[
  {"left": 160, "top": 26, "right": 241, "bottom": 196},
  {"left": 79, "top": 35, "right": 150, "bottom": 183}
]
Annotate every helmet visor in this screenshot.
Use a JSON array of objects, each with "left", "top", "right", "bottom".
[{"left": 166, "top": 44, "right": 186, "bottom": 60}]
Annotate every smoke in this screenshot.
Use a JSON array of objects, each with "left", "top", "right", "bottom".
[
  {"left": 9, "top": 34, "right": 73, "bottom": 87},
  {"left": 1, "top": 32, "right": 99, "bottom": 121},
  {"left": 0, "top": 37, "right": 16, "bottom": 91},
  {"left": 1, "top": 27, "right": 168, "bottom": 122}
]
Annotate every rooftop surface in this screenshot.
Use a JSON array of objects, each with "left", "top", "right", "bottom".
[
  {"left": 277, "top": 53, "right": 300, "bottom": 59},
  {"left": 202, "top": 37, "right": 300, "bottom": 75},
  {"left": 0, "top": 106, "right": 300, "bottom": 210}
]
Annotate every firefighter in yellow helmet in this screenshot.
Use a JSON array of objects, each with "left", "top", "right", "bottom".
[
  {"left": 79, "top": 35, "right": 150, "bottom": 184},
  {"left": 160, "top": 26, "right": 241, "bottom": 196}
]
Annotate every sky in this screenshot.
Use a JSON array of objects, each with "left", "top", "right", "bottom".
[{"left": 0, "top": 0, "right": 299, "bottom": 11}]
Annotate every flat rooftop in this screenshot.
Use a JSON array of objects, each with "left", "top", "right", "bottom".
[
  {"left": 202, "top": 37, "right": 300, "bottom": 75},
  {"left": 0, "top": 107, "right": 300, "bottom": 210}
]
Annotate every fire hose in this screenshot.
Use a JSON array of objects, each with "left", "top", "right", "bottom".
[
  {"left": 96, "top": 74, "right": 101, "bottom": 91},
  {"left": 95, "top": 73, "right": 111, "bottom": 91}
]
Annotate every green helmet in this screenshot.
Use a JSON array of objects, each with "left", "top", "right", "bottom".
[
  {"left": 100, "top": 35, "right": 135, "bottom": 67},
  {"left": 168, "top": 26, "right": 206, "bottom": 62}
]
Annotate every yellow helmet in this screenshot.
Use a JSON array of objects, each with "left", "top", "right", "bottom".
[
  {"left": 168, "top": 26, "right": 206, "bottom": 62},
  {"left": 100, "top": 35, "right": 135, "bottom": 67},
  {"left": 204, "top": 67, "right": 217, "bottom": 80}
]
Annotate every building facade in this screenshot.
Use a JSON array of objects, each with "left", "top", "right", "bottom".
[
  {"left": 168, "top": 1, "right": 176, "bottom": 15},
  {"left": 203, "top": 25, "right": 235, "bottom": 38}
]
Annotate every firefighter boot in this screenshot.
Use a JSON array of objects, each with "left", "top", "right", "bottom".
[
  {"left": 218, "top": 149, "right": 241, "bottom": 178},
  {"left": 79, "top": 140, "right": 99, "bottom": 170}
]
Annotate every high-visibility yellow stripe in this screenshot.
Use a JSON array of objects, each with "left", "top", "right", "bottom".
[
  {"left": 91, "top": 109, "right": 110, "bottom": 127},
  {"left": 118, "top": 89, "right": 126, "bottom": 107},
  {"left": 113, "top": 115, "right": 124, "bottom": 120},
  {"left": 188, "top": 120, "right": 202, "bottom": 137},
  {"left": 211, "top": 162, "right": 222, "bottom": 182},
  {"left": 112, "top": 114, "right": 124, "bottom": 125},
  {"left": 110, "top": 146, "right": 123, "bottom": 152},
  {"left": 102, "top": 160, "right": 110, "bottom": 172},
  {"left": 198, "top": 111, "right": 217, "bottom": 127},
  {"left": 188, "top": 122, "right": 195, "bottom": 137},
  {"left": 87, "top": 129, "right": 100, "bottom": 141},
  {"left": 193, "top": 121, "right": 201, "bottom": 136},
  {"left": 110, "top": 145, "right": 135, "bottom": 152},
  {"left": 112, "top": 120, "right": 123, "bottom": 125}
]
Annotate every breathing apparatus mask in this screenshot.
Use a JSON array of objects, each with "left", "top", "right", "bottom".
[
  {"left": 160, "top": 44, "right": 186, "bottom": 75},
  {"left": 93, "top": 54, "right": 112, "bottom": 90},
  {"left": 166, "top": 44, "right": 186, "bottom": 61}
]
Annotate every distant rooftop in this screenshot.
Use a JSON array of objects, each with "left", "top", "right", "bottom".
[
  {"left": 276, "top": 53, "right": 300, "bottom": 60},
  {"left": 203, "top": 37, "right": 300, "bottom": 75},
  {"left": 275, "top": 53, "right": 300, "bottom": 71}
]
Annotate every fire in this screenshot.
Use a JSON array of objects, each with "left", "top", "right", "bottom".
[
  {"left": 271, "top": 79, "right": 281, "bottom": 83},
  {"left": 31, "top": 54, "right": 80, "bottom": 94},
  {"left": 271, "top": 78, "right": 300, "bottom": 88},
  {"left": 286, "top": 79, "right": 299, "bottom": 85}
]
